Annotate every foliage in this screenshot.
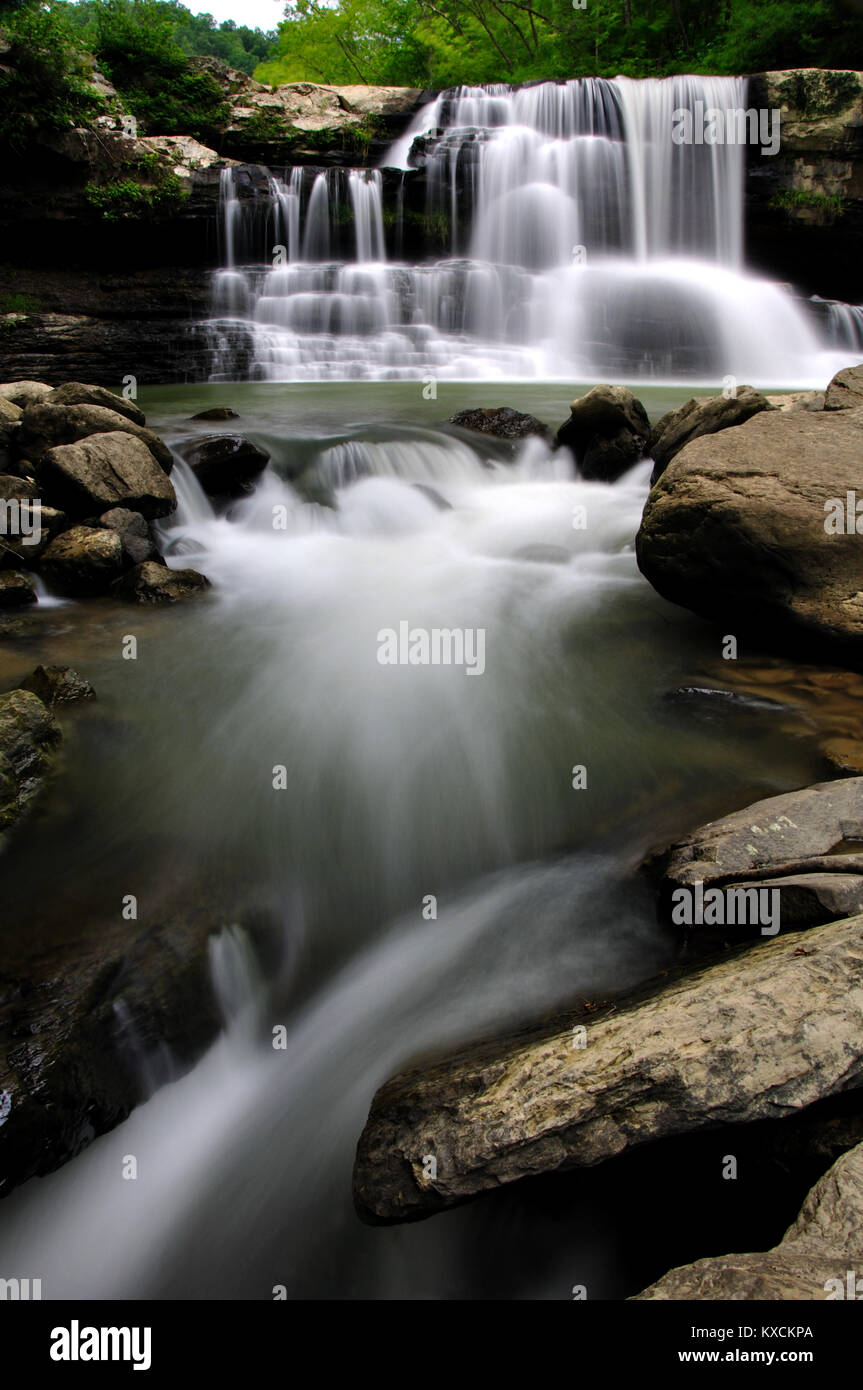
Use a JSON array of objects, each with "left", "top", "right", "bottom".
[
  {"left": 0, "top": 4, "right": 103, "bottom": 150},
  {"left": 769, "top": 189, "right": 845, "bottom": 217},
  {"left": 84, "top": 152, "right": 187, "bottom": 218}
]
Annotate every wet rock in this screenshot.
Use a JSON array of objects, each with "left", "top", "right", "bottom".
[
  {"left": 38, "top": 431, "right": 176, "bottom": 520},
  {"left": 648, "top": 386, "right": 772, "bottom": 482},
  {"left": 635, "top": 404, "right": 863, "bottom": 662},
  {"left": 45, "top": 381, "right": 146, "bottom": 427},
  {"left": 0, "top": 505, "right": 67, "bottom": 568},
  {"left": 17, "top": 403, "right": 173, "bottom": 472},
  {"left": 822, "top": 736, "right": 863, "bottom": 774},
  {"left": 0, "top": 381, "right": 51, "bottom": 409},
  {"left": 20, "top": 665, "right": 96, "bottom": 706},
  {"left": 112, "top": 560, "right": 210, "bottom": 604},
  {"left": 556, "top": 385, "right": 650, "bottom": 482},
  {"left": 824, "top": 364, "right": 863, "bottom": 411},
  {"left": 40, "top": 524, "right": 127, "bottom": 596},
  {"left": 0, "top": 689, "right": 61, "bottom": 833},
  {"left": 191, "top": 406, "right": 240, "bottom": 421},
  {"left": 97, "top": 507, "right": 163, "bottom": 566},
  {"left": 634, "top": 1138, "right": 863, "bottom": 1300},
  {"left": 0, "top": 572, "right": 37, "bottom": 608},
  {"left": 353, "top": 913, "right": 863, "bottom": 1224},
  {"left": 177, "top": 434, "right": 269, "bottom": 497},
  {"left": 448, "top": 407, "right": 553, "bottom": 443}
]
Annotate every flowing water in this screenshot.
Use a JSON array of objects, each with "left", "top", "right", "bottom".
[
  {"left": 0, "top": 383, "right": 830, "bottom": 1298},
  {"left": 206, "top": 77, "right": 863, "bottom": 386}
]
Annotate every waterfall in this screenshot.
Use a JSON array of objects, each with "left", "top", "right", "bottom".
[{"left": 205, "top": 77, "right": 862, "bottom": 386}]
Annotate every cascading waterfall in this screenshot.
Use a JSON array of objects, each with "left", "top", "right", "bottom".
[{"left": 205, "top": 76, "right": 862, "bottom": 386}]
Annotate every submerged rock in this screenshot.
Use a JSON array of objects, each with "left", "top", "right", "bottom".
[
  {"left": 448, "top": 407, "right": 553, "bottom": 443},
  {"left": 635, "top": 1138, "right": 863, "bottom": 1300},
  {"left": 353, "top": 914, "right": 863, "bottom": 1224},
  {"left": 556, "top": 385, "right": 650, "bottom": 482},
  {"left": 112, "top": 560, "right": 210, "bottom": 604},
  {"left": 38, "top": 431, "right": 176, "bottom": 520},
  {"left": 40, "top": 524, "right": 127, "bottom": 596},
  {"left": 20, "top": 665, "right": 96, "bottom": 706},
  {"left": 177, "top": 434, "right": 269, "bottom": 497},
  {"left": 648, "top": 385, "right": 772, "bottom": 482},
  {"left": 636, "top": 398, "right": 863, "bottom": 663},
  {"left": 191, "top": 406, "right": 240, "bottom": 421},
  {"left": 0, "top": 689, "right": 61, "bottom": 833}
]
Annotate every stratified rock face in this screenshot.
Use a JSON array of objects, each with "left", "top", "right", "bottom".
[
  {"left": 635, "top": 401, "right": 863, "bottom": 661},
  {"left": 20, "top": 403, "right": 173, "bottom": 472},
  {"left": 352, "top": 914, "right": 863, "bottom": 1224},
  {"left": 38, "top": 432, "right": 176, "bottom": 520},
  {"left": 556, "top": 385, "right": 650, "bottom": 482},
  {"left": 177, "top": 434, "right": 269, "bottom": 497},
  {"left": 648, "top": 387, "right": 772, "bottom": 482},
  {"left": 0, "top": 689, "right": 61, "bottom": 832},
  {"left": 448, "top": 407, "right": 553, "bottom": 443},
  {"left": 634, "top": 1139, "right": 863, "bottom": 1300},
  {"left": 40, "top": 524, "right": 127, "bottom": 596},
  {"left": 112, "top": 560, "right": 210, "bottom": 604}
]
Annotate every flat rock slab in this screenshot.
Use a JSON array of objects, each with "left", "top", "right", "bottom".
[
  {"left": 635, "top": 1137, "right": 863, "bottom": 1300},
  {"left": 353, "top": 914, "right": 863, "bottom": 1224}
]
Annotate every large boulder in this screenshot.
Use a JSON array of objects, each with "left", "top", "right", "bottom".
[
  {"left": 45, "top": 381, "right": 146, "bottom": 427},
  {"left": 17, "top": 404, "right": 173, "bottom": 472},
  {"left": 177, "top": 434, "right": 268, "bottom": 497},
  {"left": 556, "top": 385, "right": 650, "bottom": 482},
  {"left": 40, "top": 525, "right": 127, "bottom": 596},
  {"left": 825, "top": 364, "right": 863, "bottom": 411},
  {"left": 0, "top": 381, "right": 51, "bottom": 409},
  {"left": 0, "top": 689, "right": 61, "bottom": 833},
  {"left": 352, "top": 913, "right": 863, "bottom": 1224},
  {"left": 112, "top": 560, "right": 210, "bottom": 604},
  {"left": 97, "top": 507, "right": 163, "bottom": 565},
  {"left": 648, "top": 386, "right": 772, "bottom": 482},
  {"left": 37, "top": 432, "right": 176, "bottom": 520},
  {"left": 635, "top": 1138, "right": 863, "bottom": 1300},
  {"left": 636, "top": 405, "right": 863, "bottom": 663},
  {"left": 448, "top": 408, "right": 553, "bottom": 443}
]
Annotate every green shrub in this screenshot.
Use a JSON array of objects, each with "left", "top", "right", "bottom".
[
  {"left": 84, "top": 154, "right": 187, "bottom": 219},
  {"left": 0, "top": 6, "right": 104, "bottom": 150}
]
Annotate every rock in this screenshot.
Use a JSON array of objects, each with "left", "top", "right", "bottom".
[
  {"left": 177, "top": 434, "right": 268, "bottom": 497},
  {"left": 825, "top": 364, "right": 863, "bottom": 411},
  {"left": 0, "top": 397, "right": 23, "bottom": 423},
  {"left": 0, "top": 689, "right": 61, "bottom": 832},
  {"left": 822, "top": 736, "right": 863, "bottom": 774},
  {"left": 353, "top": 913, "right": 863, "bottom": 1224},
  {"left": 634, "top": 1138, "right": 863, "bottom": 1300},
  {"left": 635, "top": 406, "right": 863, "bottom": 662},
  {"left": 37, "top": 432, "right": 176, "bottom": 520},
  {"left": 0, "top": 506, "right": 67, "bottom": 568},
  {"left": 0, "top": 381, "right": 51, "bottom": 409},
  {"left": 112, "top": 561, "right": 210, "bottom": 604},
  {"left": 448, "top": 408, "right": 553, "bottom": 443},
  {"left": 0, "top": 474, "right": 40, "bottom": 501},
  {"left": 191, "top": 407, "right": 240, "bottom": 421},
  {"left": 45, "top": 381, "right": 146, "bottom": 427},
  {"left": 0, "top": 572, "right": 37, "bottom": 608},
  {"left": 97, "top": 507, "right": 163, "bottom": 566},
  {"left": 17, "top": 404, "right": 173, "bottom": 472},
  {"left": 40, "top": 525, "right": 127, "bottom": 597},
  {"left": 648, "top": 386, "right": 772, "bottom": 482},
  {"left": 556, "top": 385, "right": 650, "bottom": 482},
  {"left": 20, "top": 665, "right": 96, "bottom": 706}
]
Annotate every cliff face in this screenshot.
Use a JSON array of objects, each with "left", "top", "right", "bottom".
[{"left": 0, "top": 65, "right": 861, "bottom": 386}]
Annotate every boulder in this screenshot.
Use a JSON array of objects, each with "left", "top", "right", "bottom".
[
  {"left": 0, "top": 505, "right": 67, "bottom": 568},
  {"left": 97, "top": 507, "right": 163, "bottom": 565},
  {"left": 40, "top": 525, "right": 127, "bottom": 596},
  {"left": 635, "top": 406, "right": 863, "bottom": 662},
  {"left": 635, "top": 1138, "right": 863, "bottom": 1300},
  {"left": 0, "top": 397, "right": 23, "bottom": 424},
  {"left": 0, "top": 571, "right": 37, "bottom": 608},
  {"left": 38, "top": 432, "right": 176, "bottom": 520},
  {"left": 353, "top": 913, "right": 863, "bottom": 1224},
  {"left": 0, "top": 474, "right": 39, "bottom": 501},
  {"left": 20, "top": 664, "right": 96, "bottom": 706},
  {"left": 45, "top": 381, "right": 146, "bottom": 426},
  {"left": 0, "top": 381, "right": 51, "bottom": 409},
  {"left": 825, "top": 364, "right": 863, "bottom": 411},
  {"left": 112, "top": 560, "right": 210, "bottom": 604},
  {"left": 177, "top": 434, "right": 268, "bottom": 497},
  {"left": 0, "top": 689, "right": 61, "bottom": 832},
  {"left": 556, "top": 385, "right": 650, "bottom": 482},
  {"left": 648, "top": 386, "right": 772, "bottom": 482},
  {"left": 17, "top": 404, "right": 173, "bottom": 472},
  {"left": 191, "top": 407, "right": 240, "bottom": 421},
  {"left": 448, "top": 408, "right": 553, "bottom": 443}
]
